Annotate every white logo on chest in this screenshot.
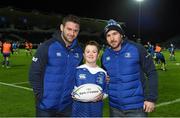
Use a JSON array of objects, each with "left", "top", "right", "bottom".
[
  {"left": 124, "top": 52, "right": 131, "bottom": 58},
  {"left": 79, "top": 74, "right": 86, "bottom": 80},
  {"left": 106, "top": 56, "right": 110, "bottom": 61},
  {"left": 32, "top": 57, "right": 38, "bottom": 62},
  {"left": 56, "top": 52, "right": 61, "bottom": 57}
]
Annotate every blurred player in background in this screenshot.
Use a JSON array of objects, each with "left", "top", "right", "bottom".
[
  {"left": 2, "top": 40, "right": 12, "bottom": 68},
  {"left": 169, "top": 43, "right": 175, "bottom": 61},
  {"left": 154, "top": 43, "right": 166, "bottom": 71},
  {"left": 25, "top": 40, "right": 33, "bottom": 56}
]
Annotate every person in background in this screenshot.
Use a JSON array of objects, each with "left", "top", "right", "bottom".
[
  {"left": 29, "top": 14, "right": 83, "bottom": 117},
  {"left": 2, "top": 40, "right": 12, "bottom": 68},
  {"left": 25, "top": 40, "right": 33, "bottom": 56},
  {"left": 12, "top": 41, "right": 18, "bottom": 54},
  {"left": 155, "top": 43, "right": 161, "bottom": 53},
  {"left": 101, "top": 19, "right": 158, "bottom": 117},
  {"left": 72, "top": 40, "right": 108, "bottom": 117},
  {"left": 154, "top": 43, "right": 166, "bottom": 71},
  {"left": 168, "top": 43, "right": 175, "bottom": 61},
  {"left": 146, "top": 41, "right": 154, "bottom": 57}
]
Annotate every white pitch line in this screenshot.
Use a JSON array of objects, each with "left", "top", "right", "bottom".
[
  {"left": 156, "top": 98, "right": 180, "bottom": 107},
  {"left": 0, "top": 82, "right": 32, "bottom": 91},
  {"left": 1, "top": 81, "right": 180, "bottom": 108},
  {"left": 12, "top": 81, "right": 29, "bottom": 85}
]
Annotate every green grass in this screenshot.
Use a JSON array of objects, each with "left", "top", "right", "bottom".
[
  {"left": 0, "top": 49, "right": 35, "bottom": 116},
  {"left": 0, "top": 49, "right": 180, "bottom": 117},
  {"left": 149, "top": 50, "right": 180, "bottom": 117}
]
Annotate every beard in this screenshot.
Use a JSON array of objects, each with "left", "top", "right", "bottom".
[
  {"left": 61, "top": 32, "right": 74, "bottom": 45},
  {"left": 109, "top": 39, "right": 123, "bottom": 51},
  {"left": 110, "top": 41, "right": 120, "bottom": 50}
]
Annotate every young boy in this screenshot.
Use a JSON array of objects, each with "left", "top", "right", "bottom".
[{"left": 72, "top": 40, "right": 108, "bottom": 117}]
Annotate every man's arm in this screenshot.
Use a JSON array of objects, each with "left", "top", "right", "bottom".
[
  {"left": 139, "top": 44, "right": 158, "bottom": 102},
  {"left": 138, "top": 44, "right": 158, "bottom": 112},
  {"left": 29, "top": 44, "right": 48, "bottom": 100}
]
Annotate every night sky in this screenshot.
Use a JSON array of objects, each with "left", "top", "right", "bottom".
[{"left": 0, "top": 0, "right": 180, "bottom": 42}]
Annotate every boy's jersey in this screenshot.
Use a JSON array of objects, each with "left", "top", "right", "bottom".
[
  {"left": 72, "top": 64, "right": 107, "bottom": 117},
  {"left": 75, "top": 64, "right": 107, "bottom": 88}
]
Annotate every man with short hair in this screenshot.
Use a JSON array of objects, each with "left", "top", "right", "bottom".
[
  {"left": 29, "top": 14, "right": 83, "bottom": 117},
  {"left": 101, "top": 19, "right": 158, "bottom": 117}
]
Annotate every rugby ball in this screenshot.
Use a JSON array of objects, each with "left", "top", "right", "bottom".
[{"left": 72, "top": 83, "right": 102, "bottom": 102}]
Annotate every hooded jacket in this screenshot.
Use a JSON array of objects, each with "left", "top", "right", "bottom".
[
  {"left": 101, "top": 39, "right": 158, "bottom": 110},
  {"left": 29, "top": 31, "right": 83, "bottom": 111}
]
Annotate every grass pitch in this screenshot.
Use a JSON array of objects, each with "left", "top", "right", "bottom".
[{"left": 0, "top": 49, "right": 180, "bottom": 117}]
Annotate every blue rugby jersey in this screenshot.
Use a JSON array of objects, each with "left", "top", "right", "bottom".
[{"left": 72, "top": 64, "right": 107, "bottom": 117}]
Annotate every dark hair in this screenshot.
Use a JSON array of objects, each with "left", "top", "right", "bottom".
[
  {"left": 84, "top": 40, "right": 100, "bottom": 53},
  {"left": 62, "top": 14, "right": 80, "bottom": 26}
]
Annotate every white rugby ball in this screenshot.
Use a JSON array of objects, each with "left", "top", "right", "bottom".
[{"left": 72, "top": 83, "right": 102, "bottom": 102}]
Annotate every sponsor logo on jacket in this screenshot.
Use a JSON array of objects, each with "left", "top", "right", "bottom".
[
  {"left": 124, "top": 52, "right": 131, "bottom": 58},
  {"left": 106, "top": 56, "right": 111, "bottom": 61},
  {"left": 79, "top": 74, "right": 86, "bottom": 80},
  {"left": 32, "top": 57, "right": 38, "bottom": 62},
  {"left": 74, "top": 53, "right": 80, "bottom": 59},
  {"left": 56, "top": 52, "right": 61, "bottom": 57}
]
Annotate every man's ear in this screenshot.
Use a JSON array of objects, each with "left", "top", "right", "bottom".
[
  {"left": 60, "top": 24, "right": 63, "bottom": 32},
  {"left": 120, "top": 34, "right": 123, "bottom": 38}
]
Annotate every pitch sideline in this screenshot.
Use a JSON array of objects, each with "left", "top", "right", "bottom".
[
  {"left": 0, "top": 81, "right": 32, "bottom": 91},
  {"left": 12, "top": 81, "right": 29, "bottom": 85},
  {"left": 156, "top": 98, "right": 180, "bottom": 107}
]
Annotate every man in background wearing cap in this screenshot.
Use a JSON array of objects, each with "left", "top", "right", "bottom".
[{"left": 101, "top": 19, "right": 158, "bottom": 117}]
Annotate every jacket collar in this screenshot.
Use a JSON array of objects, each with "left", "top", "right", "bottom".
[{"left": 52, "top": 30, "right": 79, "bottom": 50}]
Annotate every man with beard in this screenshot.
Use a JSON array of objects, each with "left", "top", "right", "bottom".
[
  {"left": 101, "top": 19, "right": 158, "bottom": 117},
  {"left": 29, "top": 15, "right": 83, "bottom": 117}
]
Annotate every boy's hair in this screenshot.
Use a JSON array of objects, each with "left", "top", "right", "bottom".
[
  {"left": 62, "top": 14, "right": 80, "bottom": 26},
  {"left": 84, "top": 40, "right": 100, "bottom": 53}
]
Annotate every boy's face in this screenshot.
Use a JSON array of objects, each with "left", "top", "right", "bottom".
[{"left": 84, "top": 45, "right": 99, "bottom": 64}]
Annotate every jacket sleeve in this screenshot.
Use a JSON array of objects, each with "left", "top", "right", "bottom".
[
  {"left": 29, "top": 44, "right": 48, "bottom": 100},
  {"left": 101, "top": 54, "right": 106, "bottom": 71},
  {"left": 138, "top": 45, "right": 158, "bottom": 103}
]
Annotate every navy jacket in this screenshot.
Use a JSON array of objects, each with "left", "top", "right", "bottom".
[
  {"left": 101, "top": 39, "right": 158, "bottom": 110},
  {"left": 29, "top": 31, "right": 83, "bottom": 111}
]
